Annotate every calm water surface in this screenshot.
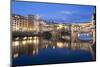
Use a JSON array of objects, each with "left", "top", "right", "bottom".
[{"left": 12, "top": 36, "right": 96, "bottom": 66}]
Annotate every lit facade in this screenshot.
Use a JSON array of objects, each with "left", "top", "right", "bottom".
[
  {"left": 12, "top": 14, "right": 29, "bottom": 31},
  {"left": 12, "top": 14, "right": 95, "bottom": 35}
]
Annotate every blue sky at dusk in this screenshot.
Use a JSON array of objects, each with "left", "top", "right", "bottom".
[{"left": 12, "top": 1, "right": 96, "bottom": 23}]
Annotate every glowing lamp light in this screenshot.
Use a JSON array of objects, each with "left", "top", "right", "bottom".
[
  {"left": 15, "top": 37, "right": 19, "bottom": 40},
  {"left": 59, "top": 24, "right": 63, "bottom": 29},
  {"left": 23, "top": 37, "right": 27, "bottom": 40}
]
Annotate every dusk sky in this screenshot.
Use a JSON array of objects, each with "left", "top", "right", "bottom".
[{"left": 12, "top": 1, "right": 96, "bottom": 23}]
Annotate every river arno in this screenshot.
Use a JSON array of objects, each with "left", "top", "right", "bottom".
[{"left": 12, "top": 36, "right": 96, "bottom": 66}]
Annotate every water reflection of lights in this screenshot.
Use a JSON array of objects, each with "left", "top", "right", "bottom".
[
  {"left": 57, "top": 42, "right": 64, "bottom": 48},
  {"left": 33, "top": 36, "right": 38, "bottom": 39},
  {"left": 27, "top": 40, "right": 30, "bottom": 43},
  {"left": 45, "top": 45, "right": 48, "bottom": 48},
  {"left": 12, "top": 36, "right": 95, "bottom": 60},
  {"left": 33, "top": 50, "right": 36, "bottom": 55},
  {"left": 22, "top": 40, "right": 27, "bottom": 45},
  {"left": 36, "top": 49, "right": 39, "bottom": 54},
  {"left": 53, "top": 46, "right": 55, "bottom": 49},
  {"left": 29, "top": 40, "right": 33, "bottom": 43},
  {"left": 13, "top": 53, "right": 18, "bottom": 58},
  {"left": 13, "top": 37, "right": 40, "bottom": 46},
  {"left": 13, "top": 41, "right": 19, "bottom": 46},
  {"left": 33, "top": 49, "right": 39, "bottom": 55},
  {"left": 27, "top": 40, "right": 33, "bottom": 44},
  {"left": 65, "top": 43, "right": 69, "bottom": 47},
  {"left": 71, "top": 43, "right": 78, "bottom": 50},
  {"left": 33, "top": 39, "right": 39, "bottom": 44}
]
